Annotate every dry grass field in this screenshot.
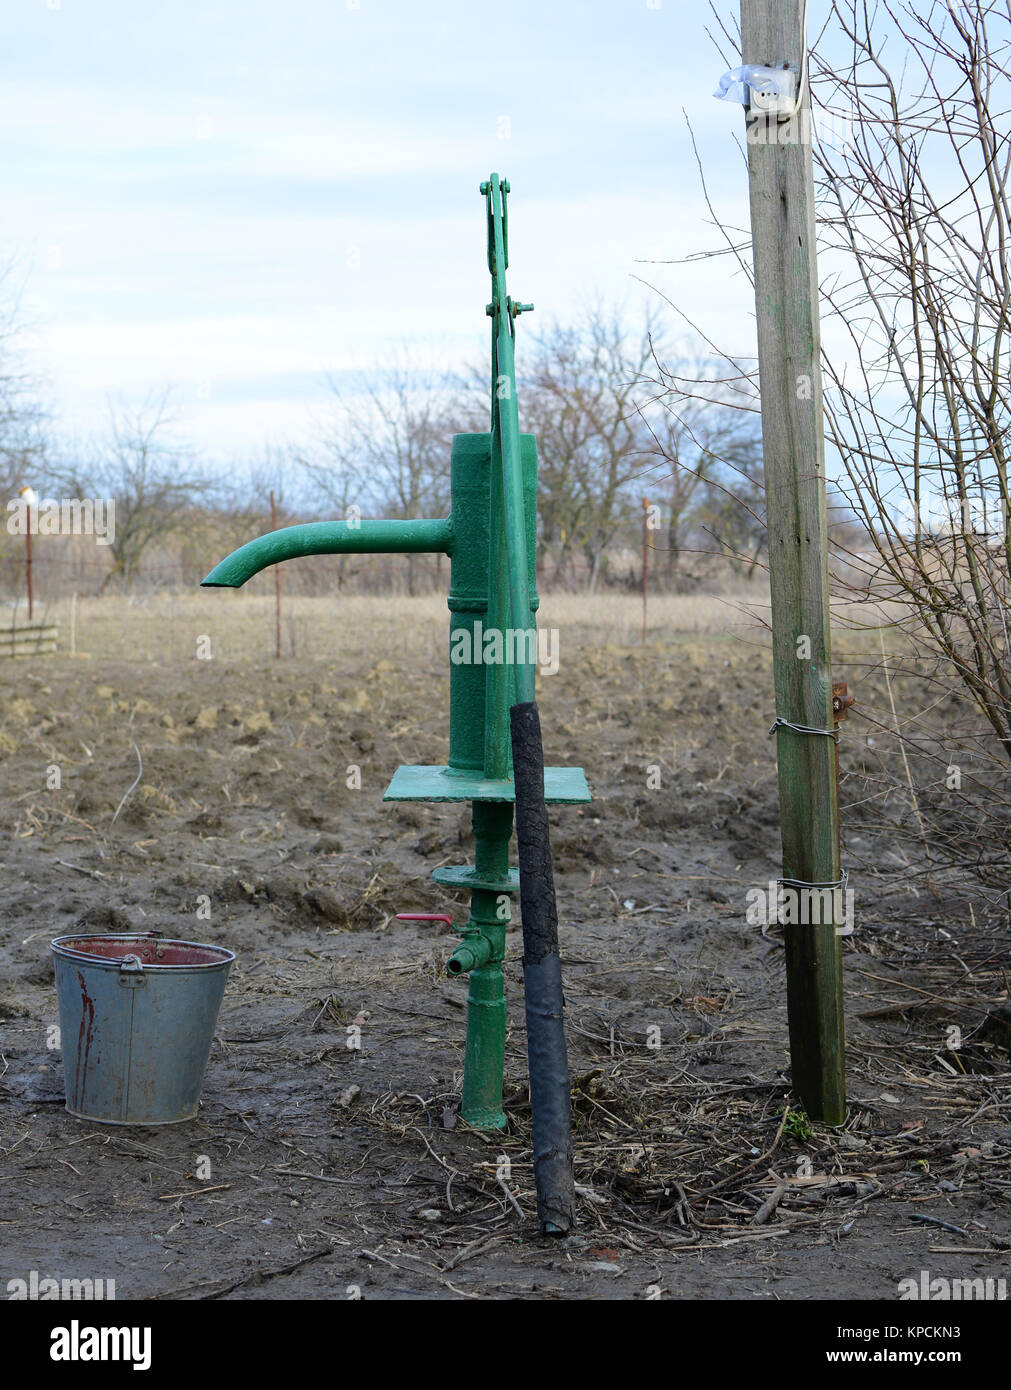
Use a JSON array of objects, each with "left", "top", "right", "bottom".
[{"left": 1, "top": 591, "right": 1008, "bottom": 1300}]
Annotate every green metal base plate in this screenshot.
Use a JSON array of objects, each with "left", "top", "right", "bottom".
[
  {"left": 383, "top": 764, "right": 591, "bottom": 804},
  {"left": 432, "top": 865, "right": 521, "bottom": 893}
]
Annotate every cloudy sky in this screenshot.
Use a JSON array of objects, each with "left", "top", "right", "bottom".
[{"left": 4, "top": 0, "right": 756, "bottom": 463}]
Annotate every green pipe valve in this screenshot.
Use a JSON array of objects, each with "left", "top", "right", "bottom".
[
  {"left": 446, "top": 935, "right": 493, "bottom": 976},
  {"left": 394, "top": 913, "right": 493, "bottom": 977}
]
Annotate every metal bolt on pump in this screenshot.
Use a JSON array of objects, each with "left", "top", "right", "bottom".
[{"left": 201, "top": 179, "right": 589, "bottom": 1208}]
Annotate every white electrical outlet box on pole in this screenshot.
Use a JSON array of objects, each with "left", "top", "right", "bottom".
[{"left": 748, "top": 65, "right": 798, "bottom": 116}]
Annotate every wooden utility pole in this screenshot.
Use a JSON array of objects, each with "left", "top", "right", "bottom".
[{"left": 742, "top": 0, "right": 846, "bottom": 1123}]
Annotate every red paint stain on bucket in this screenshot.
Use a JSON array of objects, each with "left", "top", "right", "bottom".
[{"left": 75, "top": 969, "right": 95, "bottom": 1111}]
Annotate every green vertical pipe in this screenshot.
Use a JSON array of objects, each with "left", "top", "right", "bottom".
[
  {"left": 457, "top": 801, "right": 513, "bottom": 1129},
  {"left": 459, "top": 892, "right": 507, "bottom": 1129}
]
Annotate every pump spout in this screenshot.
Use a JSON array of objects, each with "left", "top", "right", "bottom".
[
  {"left": 446, "top": 934, "right": 493, "bottom": 976},
  {"left": 201, "top": 517, "right": 454, "bottom": 588}
]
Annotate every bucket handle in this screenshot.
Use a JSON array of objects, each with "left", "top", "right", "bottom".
[{"left": 118, "top": 954, "right": 147, "bottom": 988}]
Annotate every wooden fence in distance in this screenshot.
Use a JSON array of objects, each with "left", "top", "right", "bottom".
[{"left": 0, "top": 622, "right": 58, "bottom": 658}]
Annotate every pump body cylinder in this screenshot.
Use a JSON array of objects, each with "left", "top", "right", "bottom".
[{"left": 447, "top": 432, "right": 539, "bottom": 783}]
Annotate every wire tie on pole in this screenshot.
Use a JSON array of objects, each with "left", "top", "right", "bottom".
[
  {"left": 768, "top": 716, "right": 840, "bottom": 743},
  {"left": 776, "top": 868, "right": 849, "bottom": 893}
]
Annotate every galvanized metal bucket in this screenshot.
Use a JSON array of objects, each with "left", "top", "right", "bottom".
[{"left": 51, "top": 932, "right": 235, "bottom": 1126}]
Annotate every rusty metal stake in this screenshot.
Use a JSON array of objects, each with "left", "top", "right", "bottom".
[
  {"left": 26, "top": 501, "right": 33, "bottom": 621},
  {"left": 641, "top": 497, "right": 650, "bottom": 645},
  {"left": 831, "top": 681, "right": 854, "bottom": 862}
]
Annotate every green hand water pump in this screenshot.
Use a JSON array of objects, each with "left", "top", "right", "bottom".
[{"left": 202, "top": 176, "right": 586, "bottom": 1231}]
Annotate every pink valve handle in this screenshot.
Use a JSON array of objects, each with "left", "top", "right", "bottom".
[{"left": 396, "top": 913, "right": 454, "bottom": 927}]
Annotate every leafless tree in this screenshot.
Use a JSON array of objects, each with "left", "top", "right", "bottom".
[
  {"left": 509, "top": 305, "right": 660, "bottom": 591},
  {"left": 654, "top": 0, "right": 1011, "bottom": 891},
  {"left": 51, "top": 391, "right": 207, "bottom": 592},
  {"left": 639, "top": 350, "right": 765, "bottom": 583},
  {"left": 813, "top": 0, "right": 1011, "bottom": 759},
  {"left": 301, "top": 355, "right": 457, "bottom": 595},
  {"left": 456, "top": 303, "right": 765, "bottom": 591},
  {"left": 0, "top": 262, "right": 48, "bottom": 498},
  {"left": 808, "top": 0, "right": 1011, "bottom": 892}
]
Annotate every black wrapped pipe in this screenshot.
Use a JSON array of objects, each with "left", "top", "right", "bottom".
[{"left": 510, "top": 699, "right": 575, "bottom": 1234}]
